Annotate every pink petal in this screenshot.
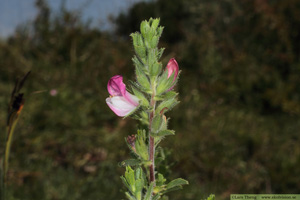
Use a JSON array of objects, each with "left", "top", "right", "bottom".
[
  {"left": 166, "top": 58, "right": 179, "bottom": 81},
  {"left": 123, "top": 91, "right": 139, "bottom": 107},
  {"left": 106, "top": 96, "right": 137, "bottom": 117},
  {"left": 107, "top": 75, "right": 126, "bottom": 96}
]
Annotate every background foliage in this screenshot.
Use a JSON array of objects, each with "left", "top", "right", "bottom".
[{"left": 0, "top": 0, "right": 300, "bottom": 199}]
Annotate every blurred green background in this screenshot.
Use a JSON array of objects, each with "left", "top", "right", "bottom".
[{"left": 1, "top": 0, "right": 300, "bottom": 199}]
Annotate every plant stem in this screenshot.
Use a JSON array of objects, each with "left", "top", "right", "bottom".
[
  {"left": 1, "top": 114, "right": 20, "bottom": 200},
  {"left": 149, "top": 91, "right": 156, "bottom": 185}
]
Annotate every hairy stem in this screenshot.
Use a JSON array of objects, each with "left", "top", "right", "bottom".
[{"left": 149, "top": 91, "right": 156, "bottom": 185}]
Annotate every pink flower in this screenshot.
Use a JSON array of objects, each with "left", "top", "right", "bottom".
[
  {"left": 50, "top": 89, "right": 58, "bottom": 96},
  {"left": 166, "top": 58, "right": 179, "bottom": 81},
  {"left": 106, "top": 75, "right": 139, "bottom": 117}
]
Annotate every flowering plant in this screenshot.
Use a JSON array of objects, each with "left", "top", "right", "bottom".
[{"left": 106, "top": 18, "right": 188, "bottom": 200}]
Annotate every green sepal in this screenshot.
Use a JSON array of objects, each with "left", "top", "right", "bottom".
[{"left": 132, "top": 87, "right": 149, "bottom": 107}]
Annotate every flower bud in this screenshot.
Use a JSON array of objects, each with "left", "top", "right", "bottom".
[{"left": 166, "top": 58, "right": 179, "bottom": 81}]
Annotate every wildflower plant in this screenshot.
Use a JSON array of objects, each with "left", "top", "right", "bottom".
[
  {"left": 106, "top": 18, "right": 188, "bottom": 199},
  {"left": 1, "top": 72, "right": 30, "bottom": 200}
]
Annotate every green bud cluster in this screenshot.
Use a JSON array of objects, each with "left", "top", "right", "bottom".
[{"left": 121, "top": 18, "right": 188, "bottom": 200}]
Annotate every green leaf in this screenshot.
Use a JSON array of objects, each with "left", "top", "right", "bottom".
[
  {"left": 152, "top": 194, "right": 161, "bottom": 200},
  {"left": 156, "top": 70, "right": 175, "bottom": 95},
  {"left": 150, "top": 35, "right": 159, "bottom": 49},
  {"left": 121, "top": 176, "right": 130, "bottom": 191},
  {"left": 151, "top": 115, "right": 163, "bottom": 133},
  {"left": 135, "top": 179, "right": 143, "bottom": 200},
  {"left": 154, "top": 91, "right": 177, "bottom": 101},
  {"left": 143, "top": 182, "right": 154, "bottom": 200},
  {"left": 125, "top": 167, "right": 136, "bottom": 192},
  {"left": 151, "top": 18, "right": 160, "bottom": 31},
  {"left": 206, "top": 194, "right": 215, "bottom": 200},
  {"left": 125, "top": 192, "right": 137, "bottom": 200},
  {"left": 132, "top": 87, "right": 149, "bottom": 107},
  {"left": 119, "top": 159, "right": 141, "bottom": 167},
  {"left": 134, "top": 45, "right": 147, "bottom": 59},
  {"left": 157, "top": 48, "right": 164, "bottom": 60},
  {"left": 157, "top": 173, "right": 166, "bottom": 186},
  {"left": 148, "top": 50, "right": 161, "bottom": 76},
  {"left": 155, "top": 98, "right": 179, "bottom": 115},
  {"left": 161, "top": 186, "right": 182, "bottom": 195},
  {"left": 135, "top": 130, "right": 149, "bottom": 160},
  {"left": 166, "top": 178, "right": 189, "bottom": 190},
  {"left": 134, "top": 57, "right": 151, "bottom": 92},
  {"left": 156, "top": 130, "right": 175, "bottom": 137}
]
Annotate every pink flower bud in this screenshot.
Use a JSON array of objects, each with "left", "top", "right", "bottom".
[
  {"left": 106, "top": 75, "right": 139, "bottom": 117},
  {"left": 166, "top": 58, "right": 179, "bottom": 81}
]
